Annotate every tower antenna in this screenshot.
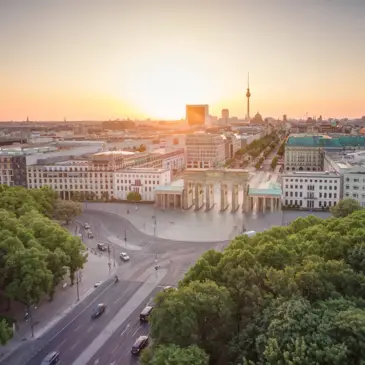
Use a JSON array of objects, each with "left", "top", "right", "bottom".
[{"left": 246, "top": 73, "right": 251, "bottom": 122}]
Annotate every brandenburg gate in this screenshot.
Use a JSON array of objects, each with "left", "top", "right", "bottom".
[
  {"left": 154, "top": 169, "right": 282, "bottom": 213},
  {"left": 183, "top": 168, "right": 250, "bottom": 212}
]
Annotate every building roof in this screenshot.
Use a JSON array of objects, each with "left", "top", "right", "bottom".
[
  {"left": 155, "top": 179, "right": 184, "bottom": 193},
  {"left": 93, "top": 151, "right": 135, "bottom": 156},
  {"left": 248, "top": 172, "right": 282, "bottom": 196},
  {"left": 286, "top": 134, "right": 365, "bottom": 148},
  {"left": 283, "top": 171, "right": 340, "bottom": 177}
]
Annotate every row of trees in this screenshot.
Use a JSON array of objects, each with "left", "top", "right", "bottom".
[
  {"left": 143, "top": 199, "right": 365, "bottom": 365},
  {"left": 270, "top": 155, "right": 278, "bottom": 170},
  {"left": 0, "top": 186, "right": 86, "bottom": 344}
]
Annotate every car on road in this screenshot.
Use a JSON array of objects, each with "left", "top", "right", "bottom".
[
  {"left": 131, "top": 335, "right": 149, "bottom": 355},
  {"left": 94, "top": 281, "right": 102, "bottom": 288},
  {"left": 120, "top": 252, "right": 130, "bottom": 261},
  {"left": 139, "top": 305, "right": 153, "bottom": 322},
  {"left": 84, "top": 223, "right": 90, "bottom": 229},
  {"left": 97, "top": 243, "right": 107, "bottom": 251},
  {"left": 163, "top": 286, "right": 176, "bottom": 292},
  {"left": 88, "top": 231, "right": 94, "bottom": 239},
  {"left": 41, "top": 351, "right": 60, "bottom": 365},
  {"left": 91, "top": 303, "right": 106, "bottom": 318}
]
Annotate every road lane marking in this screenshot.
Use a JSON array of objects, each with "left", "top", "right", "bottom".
[
  {"left": 113, "top": 296, "right": 124, "bottom": 305},
  {"left": 70, "top": 339, "right": 81, "bottom": 350},
  {"left": 58, "top": 338, "right": 67, "bottom": 348},
  {"left": 120, "top": 323, "right": 131, "bottom": 336},
  {"left": 73, "top": 269, "right": 167, "bottom": 365},
  {"left": 132, "top": 325, "right": 143, "bottom": 337},
  {"left": 111, "top": 344, "right": 120, "bottom": 354}
]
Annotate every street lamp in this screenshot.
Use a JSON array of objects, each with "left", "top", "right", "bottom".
[{"left": 75, "top": 270, "right": 82, "bottom": 301}]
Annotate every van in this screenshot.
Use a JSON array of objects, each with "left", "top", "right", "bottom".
[
  {"left": 139, "top": 306, "right": 153, "bottom": 322},
  {"left": 243, "top": 231, "right": 256, "bottom": 237}
]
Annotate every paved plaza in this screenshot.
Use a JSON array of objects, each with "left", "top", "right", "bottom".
[{"left": 86, "top": 202, "right": 332, "bottom": 242}]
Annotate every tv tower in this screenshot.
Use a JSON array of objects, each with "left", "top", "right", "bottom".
[{"left": 246, "top": 73, "right": 251, "bottom": 121}]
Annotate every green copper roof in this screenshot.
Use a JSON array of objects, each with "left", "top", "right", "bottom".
[
  {"left": 287, "top": 135, "right": 365, "bottom": 148},
  {"left": 248, "top": 182, "right": 282, "bottom": 197}
]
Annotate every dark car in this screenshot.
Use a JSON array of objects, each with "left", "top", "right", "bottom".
[
  {"left": 139, "top": 306, "right": 153, "bottom": 322},
  {"left": 41, "top": 351, "right": 60, "bottom": 365},
  {"left": 97, "top": 243, "right": 107, "bottom": 251},
  {"left": 88, "top": 231, "right": 94, "bottom": 239},
  {"left": 91, "top": 303, "right": 106, "bottom": 318},
  {"left": 131, "top": 335, "right": 149, "bottom": 355}
]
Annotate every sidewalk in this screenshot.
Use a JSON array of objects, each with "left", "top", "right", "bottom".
[{"left": 0, "top": 245, "right": 111, "bottom": 362}]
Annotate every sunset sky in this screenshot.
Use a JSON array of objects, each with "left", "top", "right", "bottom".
[{"left": 1, "top": 0, "right": 364, "bottom": 121}]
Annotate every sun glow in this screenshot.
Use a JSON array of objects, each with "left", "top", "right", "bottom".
[{"left": 119, "top": 55, "right": 223, "bottom": 120}]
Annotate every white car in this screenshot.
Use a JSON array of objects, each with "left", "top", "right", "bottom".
[
  {"left": 84, "top": 223, "right": 90, "bottom": 229},
  {"left": 120, "top": 252, "right": 130, "bottom": 262},
  {"left": 94, "top": 281, "right": 102, "bottom": 288}
]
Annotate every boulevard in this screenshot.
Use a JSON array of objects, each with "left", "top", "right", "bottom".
[{"left": 3, "top": 208, "right": 227, "bottom": 365}]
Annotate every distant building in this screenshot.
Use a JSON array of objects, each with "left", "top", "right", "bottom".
[
  {"left": 284, "top": 134, "right": 365, "bottom": 172},
  {"left": 28, "top": 149, "right": 184, "bottom": 200},
  {"left": 186, "top": 133, "right": 226, "bottom": 168},
  {"left": 102, "top": 120, "right": 136, "bottom": 131},
  {"left": 186, "top": 105, "right": 209, "bottom": 126},
  {"left": 0, "top": 153, "right": 27, "bottom": 188},
  {"left": 221, "top": 109, "right": 229, "bottom": 120},
  {"left": 324, "top": 151, "right": 365, "bottom": 207}
]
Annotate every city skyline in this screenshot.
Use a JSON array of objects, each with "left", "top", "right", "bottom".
[{"left": 1, "top": 0, "right": 364, "bottom": 121}]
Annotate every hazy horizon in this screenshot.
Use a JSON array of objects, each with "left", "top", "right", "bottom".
[{"left": 1, "top": 0, "right": 364, "bottom": 121}]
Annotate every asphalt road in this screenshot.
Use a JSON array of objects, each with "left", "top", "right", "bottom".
[
  {"left": 87, "top": 288, "right": 161, "bottom": 365},
  {"left": 26, "top": 280, "right": 142, "bottom": 365},
  {"left": 3, "top": 209, "right": 227, "bottom": 365}
]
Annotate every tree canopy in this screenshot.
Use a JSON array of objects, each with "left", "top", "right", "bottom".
[
  {"left": 330, "top": 197, "right": 362, "bottom": 218},
  {"left": 148, "top": 209, "right": 365, "bottom": 364},
  {"left": 127, "top": 191, "right": 142, "bottom": 202},
  {"left": 0, "top": 186, "right": 87, "bottom": 345}
]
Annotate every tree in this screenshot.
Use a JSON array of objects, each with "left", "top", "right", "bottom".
[
  {"left": 141, "top": 344, "right": 209, "bottom": 365},
  {"left": 53, "top": 199, "right": 82, "bottom": 224},
  {"left": 138, "top": 144, "right": 147, "bottom": 152},
  {"left": 150, "top": 281, "right": 234, "bottom": 363},
  {"left": 5, "top": 247, "right": 53, "bottom": 305},
  {"left": 0, "top": 319, "right": 13, "bottom": 345},
  {"left": 146, "top": 210, "right": 365, "bottom": 365},
  {"left": 270, "top": 156, "right": 278, "bottom": 170},
  {"left": 127, "top": 191, "right": 142, "bottom": 202},
  {"left": 330, "top": 198, "right": 362, "bottom": 218}
]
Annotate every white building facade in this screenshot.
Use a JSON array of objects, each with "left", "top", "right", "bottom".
[
  {"left": 282, "top": 171, "right": 340, "bottom": 210},
  {"left": 324, "top": 151, "right": 365, "bottom": 207},
  {"left": 114, "top": 168, "right": 171, "bottom": 201}
]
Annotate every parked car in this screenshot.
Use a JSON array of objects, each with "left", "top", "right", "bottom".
[
  {"left": 91, "top": 303, "right": 106, "bottom": 318},
  {"left": 97, "top": 243, "right": 107, "bottom": 251},
  {"left": 84, "top": 223, "right": 90, "bottom": 229},
  {"left": 120, "top": 252, "right": 130, "bottom": 261},
  {"left": 163, "top": 286, "right": 176, "bottom": 292},
  {"left": 139, "top": 306, "right": 153, "bottom": 322},
  {"left": 41, "top": 351, "right": 60, "bottom": 365},
  {"left": 131, "top": 335, "right": 149, "bottom": 355}
]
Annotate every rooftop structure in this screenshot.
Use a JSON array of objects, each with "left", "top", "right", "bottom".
[{"left": 286, "top": 134, "right": 365, "bottom": 148}]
